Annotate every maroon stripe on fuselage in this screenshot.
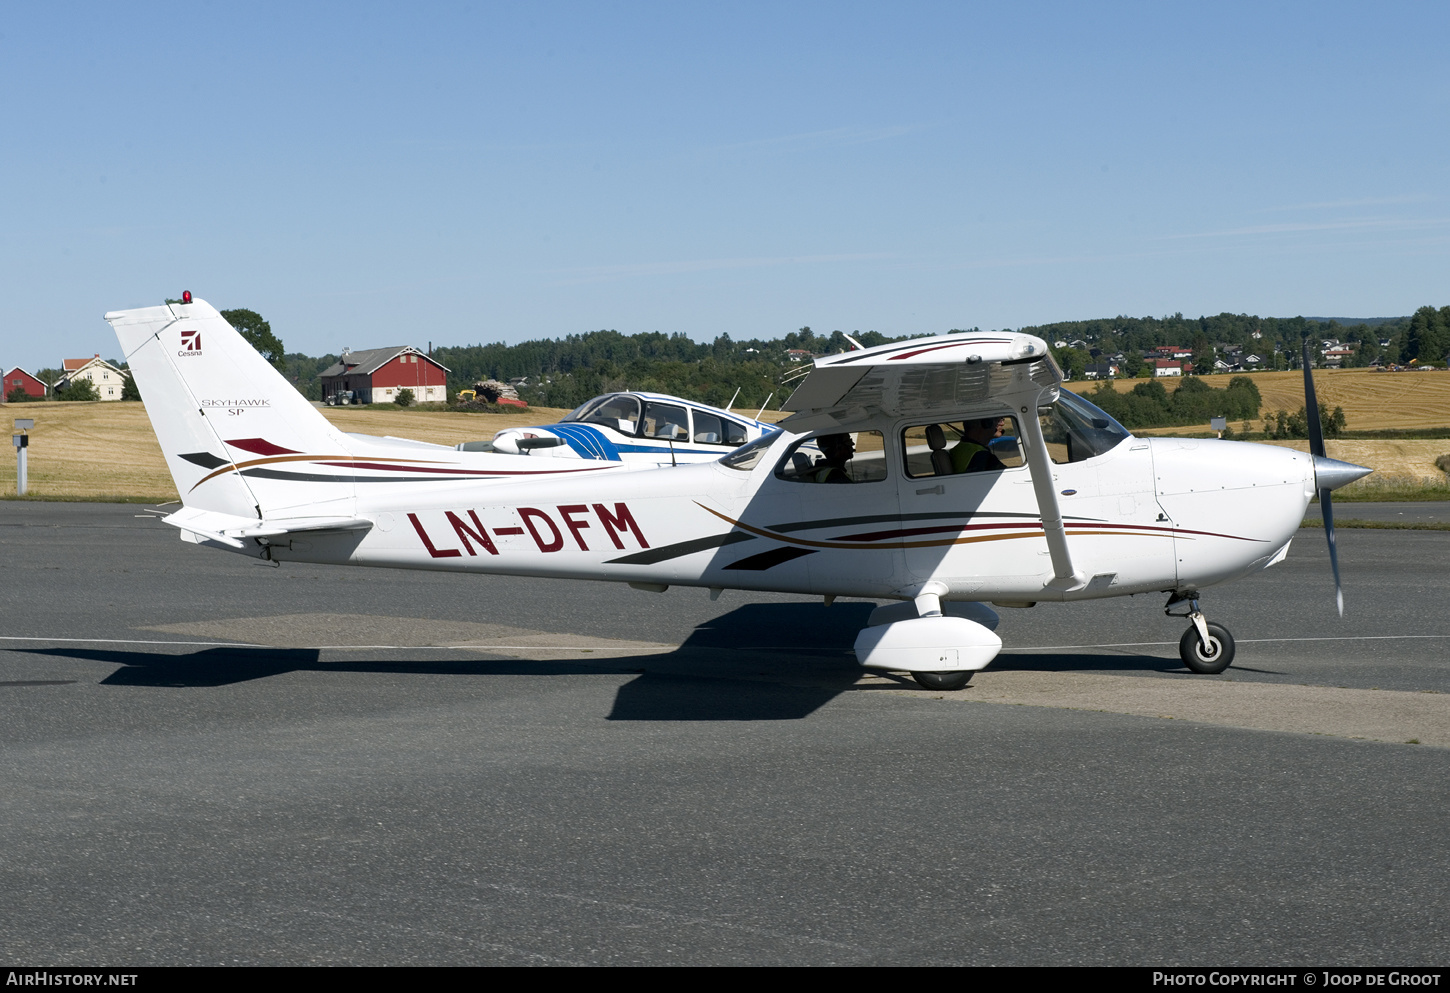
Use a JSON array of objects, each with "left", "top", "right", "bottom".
[
  {"left": 835, "top": 522, "right": 1042, "bottom": 542},
  {"left": 313, "top": 460, "right": 616, "bottom": 476}
]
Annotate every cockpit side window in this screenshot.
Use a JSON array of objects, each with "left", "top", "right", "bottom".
[
  {"left": 774, "top": 431, "right": 888, "bottom": 484},
  {"left": 641, "top": 402, "right": 689, "bottom": 441}
]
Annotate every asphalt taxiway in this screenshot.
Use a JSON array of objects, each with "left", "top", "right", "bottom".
[{"left": 2, "top": 501, "right": 1447, "bottom": 965}]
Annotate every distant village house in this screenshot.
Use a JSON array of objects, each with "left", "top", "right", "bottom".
[
  {"left": 319, "top": 346, "right": 450, "bottom": 404},
  {"left": 56, "top": 355, "right": 128, "bottom": 400}
]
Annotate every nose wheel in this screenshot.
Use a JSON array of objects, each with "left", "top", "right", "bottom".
[
  {"left": 1166, "top": 592, "right": 1236, "bottom": 674},
  {"left": 1178, "top": 621, "right": 1235, "bottom": 674}
]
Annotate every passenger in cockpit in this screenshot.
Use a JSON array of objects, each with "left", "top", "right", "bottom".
[{"left": 951, "top": 418, "right": 1006, "bottom": 473}]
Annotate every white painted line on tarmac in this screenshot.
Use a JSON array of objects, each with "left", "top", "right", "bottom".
[
  {"left": 0, "top": 635, "right": 672, "bottom": 652},
  {"left": 1003, "top": 634, "right": 1450, "bottom": 652},
  {"left": 0, "top": 635, "right": 266, "bottom": 647}
]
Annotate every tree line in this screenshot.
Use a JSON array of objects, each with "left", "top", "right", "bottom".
[
  {"left": 25, "top": 305, "right": 1446, "bottom": 428},
  {"left": 1034, "top": 308, "right": 1450, "bottom": 374}
]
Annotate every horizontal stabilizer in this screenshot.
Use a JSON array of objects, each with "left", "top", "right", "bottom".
[{"left": 163, "top": 506, "right": 373, "bottom": 547}]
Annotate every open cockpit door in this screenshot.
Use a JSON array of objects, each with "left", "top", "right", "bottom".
[{"left": 779, "top": 332, "right": 1088, "bottom": 594}]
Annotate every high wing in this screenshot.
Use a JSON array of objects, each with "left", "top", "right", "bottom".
[
  {"left": 781, "top": 331, "right": 1087, "bottom": 591},
  {"left": 780, "top": 331, "right": 1058, "bottom": 423}
]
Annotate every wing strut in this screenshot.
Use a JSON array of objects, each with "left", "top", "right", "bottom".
[{"left": 1018, "top": 402, "right": 1088, "bottom": 592}]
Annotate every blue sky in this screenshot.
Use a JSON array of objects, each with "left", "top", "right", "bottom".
[{"left": 2, "top": 1, "right": 1446, "bottom": 372}]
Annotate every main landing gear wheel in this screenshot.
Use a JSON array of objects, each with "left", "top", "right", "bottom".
[
  {"left": 1179, "top": 622, "right": 1235, "bottom": 674},
  {"left": 911, "top": 671, "right": 973, "bottom": 691}
]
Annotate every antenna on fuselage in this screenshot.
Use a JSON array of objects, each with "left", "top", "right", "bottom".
[
  {"left": 754, "top": 392, "right": 774, "bottom": 420},
  {"left": 725, "top": 387, "right": 740, "bottom": 413}
]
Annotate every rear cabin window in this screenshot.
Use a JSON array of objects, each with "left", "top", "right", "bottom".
[
  {"left": 692, "top": 411, "right": 750, "bottom": 446},
  {"left": 901, "top": 418, "right": 1024, "bottom": 479}
]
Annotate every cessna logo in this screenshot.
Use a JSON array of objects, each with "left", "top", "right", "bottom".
[
  {"left": 179, "top": 329, "right": 202, "bottom": 355},
  {"left": 408, "top": 503, "right": 649, "bottom": 559}
]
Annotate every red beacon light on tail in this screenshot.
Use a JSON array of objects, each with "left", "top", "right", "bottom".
[{"left": 181, "top": 290, "right": 192, "bottom": 304}]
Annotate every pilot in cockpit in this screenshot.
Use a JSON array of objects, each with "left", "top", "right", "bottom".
[
  {"left": 812, "top": 433, "right": 855, "bottom": 483},
  {"left": 950, "top": 417, "right": 1007, "bottom": 473}
]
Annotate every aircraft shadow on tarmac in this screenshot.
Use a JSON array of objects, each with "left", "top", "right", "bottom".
[
  {"left": 21, "top": 603, "right": 1199, "bottom": 721},
  {"left": 991, "top": 651, "right": 1203, "bottom": 674}
]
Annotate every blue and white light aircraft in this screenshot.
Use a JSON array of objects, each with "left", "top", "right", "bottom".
[
  {"left": 483, "top": 392, "right": 773, "bottom": 465},
  {"left": 108, "top": 296, "right": 1370, "bottom": 690}
]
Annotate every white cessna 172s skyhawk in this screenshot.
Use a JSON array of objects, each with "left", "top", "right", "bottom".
[{"left": 108, "top": 296, "right": 1371, "bottom": 690}]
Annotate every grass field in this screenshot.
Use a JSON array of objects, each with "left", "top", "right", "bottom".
[
  {"left": 2, "top": 388, "right": 1447, "bottom": 502},
  {"left": 0, "top": 402, "right": 574, "bottom": 502},
  {"left": 1256, "top": 439, "right": 1450, "bottom": 499},
  {"left": 1064, "top": 367, "right": 1450, "bottom": 432}
]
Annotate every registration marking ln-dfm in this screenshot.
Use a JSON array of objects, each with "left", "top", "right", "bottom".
[{"left": 407, "top": 502, "right": 650, "bottom": 558}]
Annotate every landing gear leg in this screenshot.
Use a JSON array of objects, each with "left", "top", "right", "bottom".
[{"left": 1166, "top": 591, "right": 1236, "bottom": 674}]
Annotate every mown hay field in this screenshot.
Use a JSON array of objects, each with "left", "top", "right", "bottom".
[
  {"left": 1064, "top": 367, "right": 1450, "bottom": 432},
  {"left": 1255, "top": 439, "right": 1450, "bottom": 500},
  {"left": 0, "top": 402, "right": 573, "bottom": 502}
]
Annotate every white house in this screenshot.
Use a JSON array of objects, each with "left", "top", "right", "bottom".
[{"left": 56, "top": 354, "right": 128, "bottom": 400}]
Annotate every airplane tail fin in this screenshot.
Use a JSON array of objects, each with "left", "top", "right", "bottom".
[{"left": 107, "top": 297, "right": 356, "bottom": 521}]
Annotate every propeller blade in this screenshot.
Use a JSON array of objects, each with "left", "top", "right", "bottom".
[
  {"left": 1322, "top": 487, "right": 1343, "bottom": 617},
  {"left": 1303, "top": 339, "right": 1340, "bottom": 613},
  {"left": 1301, "top": 339, "right": 1326, "bottom": 459}
]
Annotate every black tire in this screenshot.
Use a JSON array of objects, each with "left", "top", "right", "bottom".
[
  {"left": 1179, "top": 622, "right": 1235, "bottom": 674},
  {"left": 912, "top": 670, "right": 973, "bottom": 691}
]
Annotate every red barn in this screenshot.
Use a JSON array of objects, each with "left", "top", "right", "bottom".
[
  {"left": 319, "top": 346, "right": 450, "bottom": 404},
  {"left": 3, "top": 367, "right": 48, "bottom": 400}
]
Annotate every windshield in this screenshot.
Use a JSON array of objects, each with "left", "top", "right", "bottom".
[
  {"left": 565, "top": 394, "right": 642, "bottom": 435},
  {"left": 719, "top": 430, "right": 779, "bottom": 471},
  {"left": 1038, "top": 390, "right": 1132, "bottom": 463}
]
